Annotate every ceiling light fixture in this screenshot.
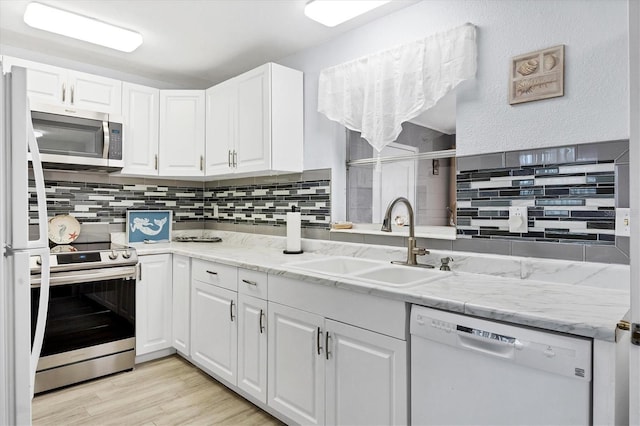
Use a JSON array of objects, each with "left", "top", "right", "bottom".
[
  {"left": 23, "top": 2, "right": 143, "bottom": 53},
  {"left": 304, "top": 0, "right": 391, "bottom": 27}
]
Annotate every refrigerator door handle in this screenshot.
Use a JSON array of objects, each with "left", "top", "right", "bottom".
[
  {"left": 26, "top": 104, "right": 49, "bottom": 249},
  {"left": 29, "top": 246, "right": 50, "bottom": 399}
]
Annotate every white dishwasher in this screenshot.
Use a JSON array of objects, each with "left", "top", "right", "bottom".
[{"left": 410, "top": 305, "right": 592, "bottom": 425}]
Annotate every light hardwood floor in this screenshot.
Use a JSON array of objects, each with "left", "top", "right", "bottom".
[{"left": 32, "top": 355, "right": 284, "bottom": 426}]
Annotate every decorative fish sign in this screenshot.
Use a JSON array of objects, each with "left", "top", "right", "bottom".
[{"left": 129, "top": 217, "right": 168, "bottom": 236}]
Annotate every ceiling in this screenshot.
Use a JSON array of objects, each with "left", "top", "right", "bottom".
[{"left": 0, "top": 0, "right": 419, "bottom": 88}]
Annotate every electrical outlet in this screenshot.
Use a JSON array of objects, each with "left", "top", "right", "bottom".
[
  {"left": 213, "top": 204, "right": 219, "bottom": 217},
  {"left": 508, "top": 206, "right": 528, "bottom": 233},
  {"left": 615, "top": 208, "right": 630, "bottom": 237}
]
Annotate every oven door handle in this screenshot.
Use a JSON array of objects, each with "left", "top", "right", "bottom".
[{"left": 31, "top": 265, "right": 138, "bottom": 287}]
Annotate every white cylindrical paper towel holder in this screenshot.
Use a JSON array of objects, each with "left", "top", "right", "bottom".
[{"left": 284, "top": 206, "right": 303, "bottom": 254}]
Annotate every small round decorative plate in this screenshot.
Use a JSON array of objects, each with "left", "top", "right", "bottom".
[{"left": 48, "top": 215, "right": 81, "bottom": 245}]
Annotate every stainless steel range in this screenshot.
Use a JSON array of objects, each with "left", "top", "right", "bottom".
[{"left": 30, "top": 242, "right": 138, "bottom": 393}]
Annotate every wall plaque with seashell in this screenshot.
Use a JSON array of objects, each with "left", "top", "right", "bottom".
[{"left": 509, "top": 45, "right": 564, "bottom": 105}]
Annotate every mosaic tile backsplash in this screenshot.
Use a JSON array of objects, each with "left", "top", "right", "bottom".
[
  {"left": 456, "top": 152, "right": 621, "bottom": 245},
  {"left": 206, "top": 180, "right": 331, "bottom": 229},
  {"left": 29, "top": 176, "right": 331, "bottom": 229},
  {"left": 30, "top": 180, "right": 206, "bottom": 224}
]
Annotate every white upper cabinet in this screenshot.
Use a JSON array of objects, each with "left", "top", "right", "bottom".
[
  {"left": 205, "top": 80, "right": 235, "bottom": 175},
  {"left": 159, "top": 90, "right": 205, "bottom": 177},
  {"left": 2, "top": 56, "right": 122, "bottom": 115},
  {"left": 121, "top": 83, "right": 160, "bottom": 175},
  {"left": 205, "top": 63, "right": 303, "bottom": 177}
]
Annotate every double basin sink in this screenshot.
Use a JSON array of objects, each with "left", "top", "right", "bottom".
[{"left": 285, "top": 256, "right": 444, "bottom": 288}]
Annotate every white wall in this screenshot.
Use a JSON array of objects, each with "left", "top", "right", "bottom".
[{"left": 278, "top": 0, "right": 629, "bottom": 220}]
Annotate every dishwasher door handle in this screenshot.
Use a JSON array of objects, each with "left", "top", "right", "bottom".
[{"left": 457, "top": 332, "right": 518, "bottom": 359}]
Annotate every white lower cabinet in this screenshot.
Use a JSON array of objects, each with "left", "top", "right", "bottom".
[
  {"left": 176, "top": 258, "right": 407, "bottom": 425},
  {"left": 191, "top": 280, "right": 238, "bottom": 385},
  {"left": 267, "top": 301, "right": 407, "bottom": 426},
  {"left": 268, "top": 302, "right": 325, "bottom": 425},
  {"left": 325, "top": 319, "right": 407, "bottom": 426},
  {"left": 172, "top": 255, "right": 190, "bottom": 356},
  {"left": 237, "top": 294, "right": 268, "bottom": 403},
  {"left": 136, "top": 254, "right": 173, "bottom": 356}
]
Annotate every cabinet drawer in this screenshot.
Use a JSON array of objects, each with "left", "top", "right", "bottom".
[
  {"left": 238, "top": 269, "right": 268, "bottom": 299},
  {"left": 192, "top": 259, "right": 237, "bottom": 291}
]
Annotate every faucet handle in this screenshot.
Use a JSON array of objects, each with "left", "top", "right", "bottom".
[{"left": 413, "top": 246, "right": 429, "bottom": 256}]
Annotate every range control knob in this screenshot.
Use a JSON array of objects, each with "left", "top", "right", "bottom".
[
  {"left": 122, "top": 250, "right": 131, "bottom": 259},
  {"left": 108, "top": 250, "right": 119, "bottom": 260}
]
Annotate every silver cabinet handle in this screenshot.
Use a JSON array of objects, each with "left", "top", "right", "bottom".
[
  {"left": 259, "top": 309, "right": 265, "bottom": 334},
  {"left": 154, "top": 154, "right": 158, "bottom": 170},
  {"left": 206, "top": 270, "right": 218, "bottom": 275},
  {"left": 317, "top": 327, "right": 322, "bottom": 355},
  {"left": 241, "top": 279, "right": 257, "bottom": 286},
  {"left": 200, "top": 155, "right": 204, "bottom": 171},
  {"left": 70, "top": 85, "right": 74, "bottom": 104},
  {"left": 230, "top": 300, "right": 235, "bottom": 322},
  {"left": 233, "top": 150, "right": 237, "bottom": 167},
  {"left": 62, "top": 83, "right": 66, "bottom": 102},
  {"left": 138, "top": 263, "right": 142, "bottom": 281},
  {"left": 228, "top": 150, "right": 232, "bottom": 167},
  {"left": 325, "top": 331, "right": 331, "bottom": 360}
]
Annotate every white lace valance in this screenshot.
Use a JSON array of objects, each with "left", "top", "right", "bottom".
[{"left": 318, "top": 23, "right": 477, "bottom": 152}]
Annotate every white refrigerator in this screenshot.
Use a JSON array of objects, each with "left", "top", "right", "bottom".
[{"left": 1, "top": 65, "right": 51, "bottom": 425}]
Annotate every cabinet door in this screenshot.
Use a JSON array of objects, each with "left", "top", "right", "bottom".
[
  {"left": 2, "top": 57, "right": 65, "bottom": 105},
  {"left": 136, "top": 254, "right": 173, "bottom": 356},
  {"left": 159, "top": 90, "right": 205, "bottom": 176},
  {"left": 172, "top": 255, "right": 191, "bottom": 356},
  {"left": 268, "top": 302, "right": 325, "bottom": 425},
  {"left": 205, "top": 83, "right": 234, "bottom": 176},
  {"left": 237, "top": 294, "right": 267, "bottom": 403},
  {"left": 67, "top": 70, "right": 122, "bottom": 115},
  {"left": 191, "top": 280, "right": 237, "bottom": 385},
  {"left": 121, "top": 83, "right": 159, "bottom": 175},
  {"left": 234, "top": 65, "right": 271, "bottom": 174},
  {"left": 325, "top": 319, "right": 407, "bottom": 426}
]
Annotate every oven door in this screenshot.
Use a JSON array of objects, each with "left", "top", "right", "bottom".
[
  {"left": 30, "top": 265, "right": 137, "bottom": 393},
  {"left": 30, "top": 105, "right": 110, "bottom": 168}
]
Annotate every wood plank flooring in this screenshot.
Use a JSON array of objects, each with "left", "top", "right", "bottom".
[{"left": 32, "top": 355, "right": 284, "bottom": 426}]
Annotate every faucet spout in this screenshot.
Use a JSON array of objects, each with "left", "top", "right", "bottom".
[
  {"left": 381, "top": 196, "right": 431, "bottom": 267},
  {"left": 380, "top": 197, "right": 415, "bottom": 237}
]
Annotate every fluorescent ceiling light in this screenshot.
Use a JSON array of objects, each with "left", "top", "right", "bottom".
[
  {"left": 304, "top": 0, "right": 391, "bottom": 27},
  {"left": 24, "top": 2, "right": 143, "bottom": 53}
]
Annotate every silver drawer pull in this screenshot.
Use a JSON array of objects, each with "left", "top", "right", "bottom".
[
  {"left": 206, "top": 270, "right": 218, "bottom": 275},
  {"left": 230, "top": 300, "right": 235, "bottom": 322},
  {"left": 259, "top": 309, "right": 265, "bottom": 334},
  {"left": 242, "top": 279, "right": 257, "bottom": 286}
]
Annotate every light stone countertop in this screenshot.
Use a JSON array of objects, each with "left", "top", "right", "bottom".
[{"left": 121, "top": 231, "right": 630, "bottom": 343}]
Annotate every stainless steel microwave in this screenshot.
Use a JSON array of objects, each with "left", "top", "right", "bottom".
[{"left": 30, "top": 102, "right": 123, "bottom": 170}]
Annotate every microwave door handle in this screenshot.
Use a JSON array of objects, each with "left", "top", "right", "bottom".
[
  {"left": 26, "top": 104, "right": 49, "bottom": 249},
  {"left": 102, "top": 121, "right": 110, "bottom": 159}
]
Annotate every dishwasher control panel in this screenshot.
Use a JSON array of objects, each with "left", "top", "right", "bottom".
[{"left": 410, "top": 305, "right": 592, "bottom": 381}]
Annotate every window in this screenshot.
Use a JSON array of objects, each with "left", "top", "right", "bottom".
[{"left": 346, "top": 122, "right": 456, "bottom": 226}]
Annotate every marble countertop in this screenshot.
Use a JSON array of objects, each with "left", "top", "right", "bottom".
[{"left": 127, "top": 234, "right": 629, "bottom": 342}]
